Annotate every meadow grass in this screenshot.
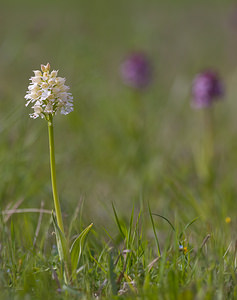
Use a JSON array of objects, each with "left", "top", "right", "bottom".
[{"left": 0, "top": 0, "right": 237, "bottom": 299}]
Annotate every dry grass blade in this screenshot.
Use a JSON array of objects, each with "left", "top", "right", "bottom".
[
  {"left": 4, "top": 198, "right": 24, "bottom": 222},
  {"left": 200, "top": 234, "right": 211, "bottom": 249},
  {"left": 234, "top": 240, "right": 237, "bottom": 269},
  {"left": 148, "top": 256, "right": 160, "bottom": 272},
  {"left": 33, "top": 201, "right": 45, "bottom": 248},
  {"left": 223, "top": 242, "right": 232, "bottom": 259},
  {"left": 2, "top": 208, "right": 51, "bottom": 219},
  {"left": 51, "top": 267, "right": 61, "bottom": 292},
  {"left": 95, "top": 279, "right": 108, "bottom": 298}
]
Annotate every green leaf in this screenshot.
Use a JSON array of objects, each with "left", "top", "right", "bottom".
[
  {"left": 127, "top": 205, "right": 134, "bottom": 248},
  {"left": 148, "top": 202, "right": 161, "bottom": 257},
  {"left": 62, "top": 284, "right": 83, "bottom": 296},
  {"left": 179, "top": 217, "right": 199, "bottom": 239},
  {"left": 152, "top": 213, "right": 176, "bottom": 232},
  {"left": 112, "top": 202, "right": 125, "bottom": 239},
  {"left": 70, "top": 223, "right": 93, "bottom": 275},
  {"left": 108, "top": 253, "right": 117, "bottom": 295},
  {"left": 52, "top": 212, "right": 68, "bottom": 262}
]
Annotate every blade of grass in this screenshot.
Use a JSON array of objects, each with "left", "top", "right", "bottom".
[
  {"left": 148, "top": 202, "right": 161, "bottom": 257},
  {"left": 112, "top": 202, "right": 125, "bottom": 239},
  {"left": 70, "top": 223, "right": 93, "bottom": 277},
  {"left": 179, "top": 217, "right": 199, "bottom": 239},
  {"left": 127, "top": 205, "right": 134, "bottom": 248},
  {"left": 108, "top": 253, "right": 118, "bottom": 295},
  {"left": 152, "top": 213, "right": 175, "bottom": 232}
]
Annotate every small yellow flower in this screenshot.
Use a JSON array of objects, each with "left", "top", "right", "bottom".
[
  {"left": 183, "top": 247, "right": 188, "bottom": 254},
  {"left": 225, "top": 217, "right": 231, "bottom": 224},
  {"left": 179, "top": 245, "right": 188, "bottom": 255}
]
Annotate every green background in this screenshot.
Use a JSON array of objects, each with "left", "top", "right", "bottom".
[{"left": 1, "top": 0, "right": 237, "bottom": 233}]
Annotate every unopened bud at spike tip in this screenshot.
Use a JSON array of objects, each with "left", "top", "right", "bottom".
[
  {"left": 46, "top": 63, "right": 50, "bottom": 71},
  {"left": 41, "top": 64, "right": 46, "bottom": 72},
  {"left": 41, "top": 63, "right": 50, "bottom": 72}
]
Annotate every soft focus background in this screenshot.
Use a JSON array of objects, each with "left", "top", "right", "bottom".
[{"left": 1, "top": 0, "right": 237, "bottom": 240}]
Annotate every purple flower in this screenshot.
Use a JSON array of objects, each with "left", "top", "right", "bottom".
[
  {"left": 120, "top": 52, "right": 152, "bottom": 90},
  {"left": 192, "top": 70, "right": 224, "bottom": 109}
]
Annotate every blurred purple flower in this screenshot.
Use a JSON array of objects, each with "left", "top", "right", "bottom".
[
  {"left": 120, "top": 52, "right": 152, "bottom": 90},
  {"left": 192, "top": 70, "right": 224, "bottom": 109}
]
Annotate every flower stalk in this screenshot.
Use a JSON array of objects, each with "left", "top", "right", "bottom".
[
  {"left": 197, "top": 107, "right": 215, "bottom": 182},
  {"left": 48, "top": 115, "right": 64, "bottom": 233},
  {"left": 25, "top": 62, "right": 74, "bottom": 232},
  {"left": 191, "top": 70, "right": 224, "bottom": 182},
  {"left": 25, "top": 63, "right": 93, "bottom": 285}
]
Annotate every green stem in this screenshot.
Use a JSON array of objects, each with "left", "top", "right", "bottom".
[
  {"left": 203, "top": 107, "right": 214, "bottom": 182},
  {"left": 48, "top": 115, "right": 64, "bottom": 234},
  {"left": 203, "top": 107, "right": 214, "bottom": 163}
]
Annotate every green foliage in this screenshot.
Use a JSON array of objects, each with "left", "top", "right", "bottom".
[
  {"left": 52, "top": 213, "right": 68, "bottom": 263},
  {"left": 148, "top": 202, "right": 161, "bottom": 257},
  {"left": 70, "top": 223, "right": 93, "bottom": 278},
  {"left": 108, "top": 253, "right": 118, "bottom": 296},
  {"left": 0, "top": 0, "right": 236, "bottom": 299}
]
